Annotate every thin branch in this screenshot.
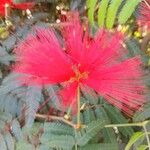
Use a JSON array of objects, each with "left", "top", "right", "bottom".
[
  {"left": 143, "top": 124, "right": 150, "bottom": 150},
  {"left": 35, "top": 113, "right": 76, "bottom": 128},
  {"left": 105, "top": 120, "right": 149, "bottom": 128}
]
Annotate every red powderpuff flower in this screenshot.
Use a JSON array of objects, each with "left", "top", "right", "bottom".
[
  {"left": 0, "top": 0, "right": 34, "bottom": 16},
  {"left": 13, "top": 13, "right": 145, "bottom": 115},
  {"left": 138, "top": 0, "right": 150, "bottom": 29}
]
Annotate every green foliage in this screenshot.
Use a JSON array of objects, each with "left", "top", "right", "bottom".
[
  {"left": 87, "top": 0, "right": 97, "bottom": 25},
  {"left": 97, "top": 0, "right": 109, "bottom": 27},
  {"left": 125, "top": 132, "right": 145, "bottom": 150},
  {"left": 16, "top": 140, "right": 33, "bottom": 150},
  {"left": 133, "top": 103, "right": 150, "bottom": 122},
  {"left": 11, "top": 119, "right": 23, "bottom": 140},
  {"left": 76, "top": 119, "right": 107, "bottom": 146},
  {"left": 104, "top": 103, "right": 134, "bottom": 137},
  {"left": 126, "top": 38, "right": 148, "bottom": 63},
  {"left": 4, "top": 132, "right": 15, "bottom": 150},
  {"left": 118, "top": 0, "right": 141, "bottom": 24},
  {"left": 25, "top": 86, "right": 42, "bottom": 127},
  {"left": 106, "top": 0, "right": 122, "bottom": 29},
  {"left": 137, "top": 145, "right": 148, "bottom": 150},
  {"left": 42, "top": 135, "right": 75, "bottom": 149},
  {"left": 79, "top": 143, "right": 118, "bottom": 150},
  {"left": 43, "top": 122, "right": 74, "bottom": 136},
  {"left": 87, "top": 0, "right": 142, "bottom": 28},
  {"left": 0, "top": 46, "right": 14, "bottom": 65},
  {"left": 0, "top": 111, "right": 17, "bottom": 150}
]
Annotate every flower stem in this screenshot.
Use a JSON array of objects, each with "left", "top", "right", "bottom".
[
  {"left": 75, "top": 144, "right": 78, "bottom": 150},
  {"left": 77, "top": 85, "right": 81, "bottom": 129},
  {"left": 143, "top": 123, "right": 150, "bottom": 150}
]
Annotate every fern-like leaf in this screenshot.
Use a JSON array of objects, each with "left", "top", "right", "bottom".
[
  {"left": 133, "top": 103, "right": 150, "bottom": 122},
  {"left": 97, "top": 0, "right": 109, "bottom": 27},
  {"left": 76, "top": 119, "right": 107, "bottom": 146},
  {"left": 25, "top": 86, "right": 42, "bottom": 127},
  {"left": 106, "top": 0, "right": 122, "bottom": 29},
  {"left": 3, "top": 132, "right": 15, "bottom": 150},
  {"left": 104, "top": 104, "right": 134, "bottom": 137},
  {"left": 41, "top": 134, "right": 75, "bottom": 150},
  {"left": 0, "top": 133, "right": 7, "bottom": 150},
  {"left": 43, "top": 122, "right": 74, "bottom": 136},
  {"left": 118, "top": 0, "right": 141, "bottom": 24},
  {"left": 11, "top": 119, "right": 23, "bottom": 141},
  {"left": 87, "top": 0, "right": 97, "bottom": 25},
  {"left": 79, "top": 143, "right": 118, "bottom": 150}
]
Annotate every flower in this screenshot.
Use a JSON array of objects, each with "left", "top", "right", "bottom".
[
  {"left": 138, "top": 0, "right": 150, "bottom": 29},
  {"left": 14, "top": 12, "right": 145, "bottom": 115},
  {"left": 0, "top": 0, "right": 34, "bottom": 16}
]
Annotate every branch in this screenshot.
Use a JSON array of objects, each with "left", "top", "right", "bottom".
[{"left": 35, "top": 113, "right": 76, "bottom": 128}]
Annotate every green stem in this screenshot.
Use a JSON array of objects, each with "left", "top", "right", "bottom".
[
  {"left": 75, "top": 144, "right": 78, "bottom": 150},
  {"left": 143, "top": 124, "right": 150, "bottom": 150},
  {"left": 77, "top": 85, "right": 81, "bottom": 129},
  {"left": 66, "top": 107, "right": 72, "bottom": 117},
  {"left": 105, "top": 121, "right": 149, "bottom": 128}
]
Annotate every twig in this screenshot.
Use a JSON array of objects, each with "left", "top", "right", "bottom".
[
  {"left": 105, "top": 120, "right": 149, "bottom": 128},
  {"left": 143, "top": 123, "right": 150, "bottom": 150},
  {"left": 35, "top": 113, "right": 76, "bottom": 128}
]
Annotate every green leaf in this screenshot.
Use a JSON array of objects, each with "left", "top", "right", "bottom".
[
  {"left": 137, "top": 145, "right": 148, "bottom": 150},
  {"left": 45, "top": 85, "right": 61, "bottom": 109},
  {"left": 43, "top": 122, "right": 74, "bottom": 136},
  {"left": 79, "top": 143, "right": 118, "bottom": 150},
  {"left": 16, "top": 140, "right": 33, "bottom": 150},
  {"left": 0, "top": 78, "right": 21, "bottom": 95},
  {"left": 95, "top": 108, "right": 117, "bottom": 143},
  {"left": 106, "top": 0, "right": 122, "bottom": 29},
  {"left": 118, "top": 0, "right": 141, "bottom": 24},
  {"left": 126, "top": 38, "right": 148, "bottom": 63},
  {"left": 102, "top": 128, "right": 117, "bottom": 143},
  {"left": 25, "top": 86, "right": 42, "bottom": 127},
  {"left": 11, "top": 119, "right": 23, "bottom": 140},
  {"left": 98, "top": 0, "right": 109, "bottom": 27},
  {"left": 82, "top": 89, "right": 98, "bottom": 105},
  {"left": 3, "top": 132, "right": 15, "bottom": 150},
  {"left": 41, "top": 134, "right": 75, "bottom": 150},
  {"left": 125, "top": 132, "right": 145, "bottom": 150},
  {"left": 133, "top": 104, "right": 150, "bottom": 122},
  {"left": 39, "top": 145, "right": 53, "bottom": 150},
  {"left": 83, "top": 108, "right": 96, "bottom": 124},
  {"left": 87, "top": 0, "right": 97, "bottom": 25},
  {"left": 76, "top": 119, "right": 107, "bottom": 146},
  {"left": 104, "top": 104, "right": 134, "bottom": 137},
  {"left": 0, "top": 133, "right": 7, "bottom": 150}
]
